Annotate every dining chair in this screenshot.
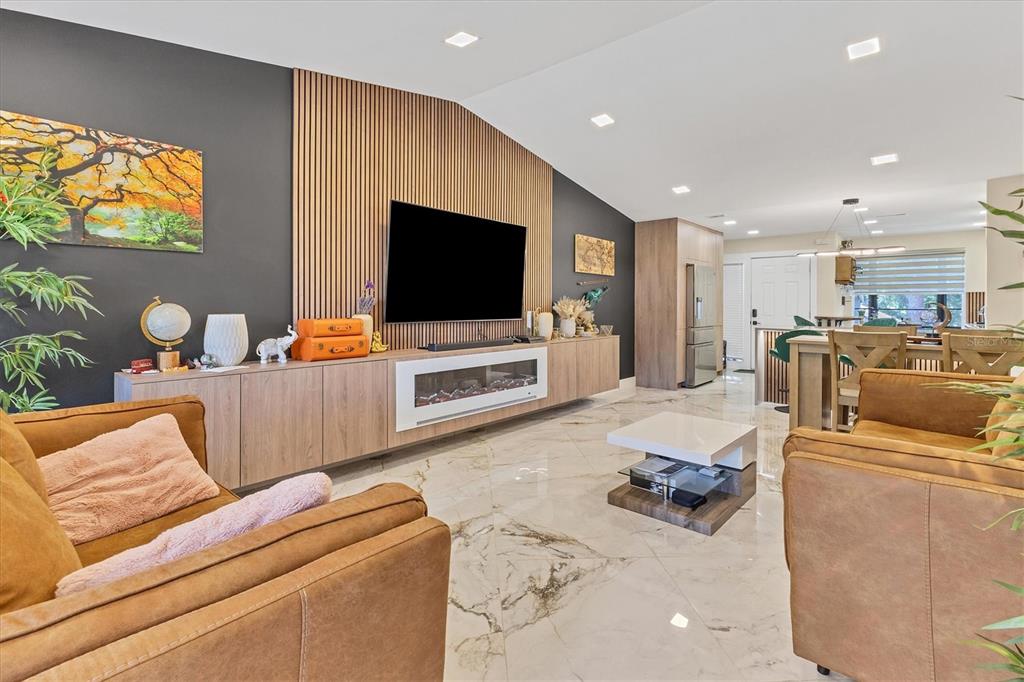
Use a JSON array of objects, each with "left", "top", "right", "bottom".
[
  {"left": 861, "top": 318, "right": 897, "bottom": 327},
  {"left": 941, "top": 332, "right": 1024, "bottom": 375},
  {"left": 769, "top": 328, "right": 824, "bottom": 413},
  {"left": 828, "top": 330, "right": 908, "bottom": 432}
]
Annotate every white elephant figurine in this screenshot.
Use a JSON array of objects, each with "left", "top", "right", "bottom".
[{"left": 256, "top": 325, "right": 298, "bottom": 365}]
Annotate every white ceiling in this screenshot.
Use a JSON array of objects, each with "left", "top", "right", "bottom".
[{"left": 5, "top": 0, "right": 1022, "bottom": 241}]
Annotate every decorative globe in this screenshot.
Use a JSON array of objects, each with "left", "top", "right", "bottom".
[{"left": 146, "top": 303, "right": 192, "bottom": 343}]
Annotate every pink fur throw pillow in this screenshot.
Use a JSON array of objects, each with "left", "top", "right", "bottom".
[
  {"left": 38, "top": 413, "right": 220, "bottom": 544},
  {"left": 56, "top": 472, "right": 332, "bottom": 596}
]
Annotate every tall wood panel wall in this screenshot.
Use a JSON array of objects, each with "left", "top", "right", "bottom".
[{"left": 292, "top": 69, "right": 553, "bottom": 349}]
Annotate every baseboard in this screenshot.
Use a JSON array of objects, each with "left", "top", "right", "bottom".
[{"left": 618, "top": 376, "right": 636, "bottom": 391}]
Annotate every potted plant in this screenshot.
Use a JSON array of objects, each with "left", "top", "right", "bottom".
[
  {"left": 0, "top": 151, "right": 99, "bottom": 411},
  {"left": 946, "top": 182, "right": 1024, "bottom": 675},
  {"left": 553, "top": 296, "right": 587, "bottom": 338}
]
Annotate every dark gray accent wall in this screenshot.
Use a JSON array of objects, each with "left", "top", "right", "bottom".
[
  {"left": 0, "top": 10, "right": 293, "bottom": 408},
  {"left": 552, "top": 171, "right": 635, "bottom": 378}
]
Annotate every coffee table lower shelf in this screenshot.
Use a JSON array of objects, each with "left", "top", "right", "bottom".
[{"left": 607, "top": 463, "right": 757, "bottom": 536}]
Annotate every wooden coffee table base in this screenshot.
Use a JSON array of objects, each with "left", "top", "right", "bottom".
[{"left": 607, "top": 463, "right": 757, "bottom": 536}]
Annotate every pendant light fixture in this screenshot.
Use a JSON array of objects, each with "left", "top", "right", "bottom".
[{"left": 796, "top": 198, "right": 906, "bottom": 257}]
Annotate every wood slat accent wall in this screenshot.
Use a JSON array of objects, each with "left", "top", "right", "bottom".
[
  {"left": 966, "top": 291, "right": 985, "bottom": 325},
  {"left": 292, "top": 69, "right": 553, "bottom": 349},
  {"left": 761, "top": 329, "right": 788, "bottom": 404}
]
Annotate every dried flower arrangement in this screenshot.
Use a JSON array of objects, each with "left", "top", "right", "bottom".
[
  {"left": 356, "top": 279, "right": 375, "bottom": 315},
  {"left": 579, "top": 309, "right": 597, "bottom": 332},
  {"left": 552, "top": 296, "right": 587, "bottom": 321}
]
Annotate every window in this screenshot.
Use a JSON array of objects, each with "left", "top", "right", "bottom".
[{"left": 852, "top": 251, "right": 966, "bottom": 327}]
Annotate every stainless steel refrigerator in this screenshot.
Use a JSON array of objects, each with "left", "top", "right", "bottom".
[{"left": 684, "top": 263, "right": 718, "bottom": 388}]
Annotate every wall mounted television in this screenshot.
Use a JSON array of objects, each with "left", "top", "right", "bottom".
[{"left": 384, "top": 201, "right": 528, "bottom": 323}]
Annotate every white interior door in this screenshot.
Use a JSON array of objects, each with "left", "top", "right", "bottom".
[
  {"left": 750, "top": 256, "right": 812, "bottom": 330},
  {"left": 722, "top": 263, "right": 750, "bottom": 370}
]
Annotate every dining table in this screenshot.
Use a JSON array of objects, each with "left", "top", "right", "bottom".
[
  {"left": 813, "top": 315, "right": 862, "bottom": 328},
  {"left": 786, "top": 334, "right": 944, "bottom": 430}
]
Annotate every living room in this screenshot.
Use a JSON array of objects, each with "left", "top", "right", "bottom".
[{"left": 0, "top": 2, "right": 1022, "bottom": 681}]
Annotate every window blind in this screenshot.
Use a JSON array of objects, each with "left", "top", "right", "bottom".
[{"left": 852, "top": 251, "right": 966, "bottom": 295}]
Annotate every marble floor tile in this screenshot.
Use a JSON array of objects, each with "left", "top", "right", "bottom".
[
  {"left": 500, "top": 558, "right": 745, "bottom": 681},
  {"left": 328, "top": 371, "right": 811, "bottom": 681}
]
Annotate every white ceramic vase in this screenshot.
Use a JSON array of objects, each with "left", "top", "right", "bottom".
[
  {"left": 353, "top": 313, "right": 373, "bottom": 340},
  {"left": 537, "top": 312, "right": 554, "bottom": 340},
  {"left": 204, "top": 314, "right": 249, "bottom": 366},
  {"left": 559, "top": 318, "right": 577, "bottom": 338}
]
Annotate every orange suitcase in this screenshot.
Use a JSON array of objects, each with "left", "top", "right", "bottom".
[
  {"left": 293, "top": 335, "right": 369, "bottom": 361},
  {"left": 295, "top": 318, "right": 363, "bottom": 337}
]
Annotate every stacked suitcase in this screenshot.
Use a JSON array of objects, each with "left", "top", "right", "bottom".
[{"left": 292, "top": 318, "right": 370, "bottom": 361}]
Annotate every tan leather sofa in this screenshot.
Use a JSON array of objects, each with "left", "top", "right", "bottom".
[
  {"left": 1, "top": 396, "right": 451, "bottom": 681},
  {"left": 783, "top": 369, "right": 1024, "bottom": 681}
]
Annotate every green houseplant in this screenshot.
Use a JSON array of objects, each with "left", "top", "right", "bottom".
[
  {"left": 947, "top": 184, "right": 1024, "bottom": 677},
  {"left": 0, "top": 151, "right": 98, "bottom": 411}
]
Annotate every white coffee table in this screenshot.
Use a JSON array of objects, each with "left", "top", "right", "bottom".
[{"left": 606, "top": 412, "right": 758, "bottom": 535}]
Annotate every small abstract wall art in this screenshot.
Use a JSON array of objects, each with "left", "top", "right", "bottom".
[
  {"left": 1, "top": 110, "right": 203, "bottom": 252},
  {"left": 574, "top": 233, "right": 615, "bottom": 276}
]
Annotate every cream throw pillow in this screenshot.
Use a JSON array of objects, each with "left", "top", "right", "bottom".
[{"left": 38, "top": 413, "right": 220, "bottom": 544}]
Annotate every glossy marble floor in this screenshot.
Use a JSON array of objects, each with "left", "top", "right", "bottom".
[{"left": 329, "top": 372, "right": 831, "bottom": 681}]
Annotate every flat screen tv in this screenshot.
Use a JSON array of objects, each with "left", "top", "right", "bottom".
[{"left": 384, "top": 201, "right": 527, "bottom": 323}]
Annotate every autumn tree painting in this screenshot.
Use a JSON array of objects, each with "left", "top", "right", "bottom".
[{"left": 0, "top": 111, "right": 203, "bottom": 252}]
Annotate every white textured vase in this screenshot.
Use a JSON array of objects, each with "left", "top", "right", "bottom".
[
  {"left": 537, "top": 312, "right": 554, "bottom": 340},
  {"left": 559, "top": 318, "right": 577, "bottom": 338},
  {"left": 353, "top": 313, "right": 373, "bottom": 340},
  {"left": 204, "top": 314, "right": 248, "bottom": 366}
]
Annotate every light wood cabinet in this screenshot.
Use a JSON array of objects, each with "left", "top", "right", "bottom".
[
  {"left": 323, "top": 362, "right": 388, "bottom": 465},
  {"left": 115, "top": 336, "right": 618, "bottom": 489},
  {"left": 546, "top": 340, "right": 579, "bottom": 405},
  {"left": 635, "top": 218, "right": 724, "bottom": 388},
  {"left": 576, "top": 337, "right": 619, "bottom": 396},
  {"left": 115, "top": 374, "right": 242, "bottom": 488},
  {"left": 240, "top": 366, "right": 324, "bottom": 485}
]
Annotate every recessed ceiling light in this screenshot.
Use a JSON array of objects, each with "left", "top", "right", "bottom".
[
  {"left": 972, "top": 221, "right": 987, "bottom": 227},
  {"left": 853, "top": 207, "right": 869, "bottom": 213},
  {"left": 870, "top": 153, "right": 899, "bottom": 166},
  {"left": 445, "top": 31, "right": 479, "bottom": 48},
  {"left": 864, "top": 219, "right": 878, "bottom": 225},
  {"left": 847, "top": 37, "right": 881, "bottom": 60},
  {"left": 870, "top": 229, "right": 884, "bottom": 235},
  {"left": 672, "top": 185, "right": 691, "bottom": 194},
  {"left": 590, "top": 113, "right": 615, "bottom": 128},
  {"left": 746, "top": 230, "right": 759, "bottom": 235},
  {"left": 670, "top": 612, "right": 689, "bottom": 629},
  {"left": 723, "top": 220, "right": 737, "bottom": 226}
]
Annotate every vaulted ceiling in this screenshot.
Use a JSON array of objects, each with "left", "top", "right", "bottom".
[{"left": 7, "top": 0, "right": 1022, "bottom": 240}]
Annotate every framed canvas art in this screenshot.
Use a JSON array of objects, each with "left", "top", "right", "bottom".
[
  {"left": 574, "top": 233, "right": 615, "bottom": 276},
  {"left": 0, "top": 111, "right": 203, "bottom": 252}
]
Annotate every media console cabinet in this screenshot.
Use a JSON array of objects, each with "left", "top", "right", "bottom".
[{"left": 114, "top": 335, "right": 620, "bottom": 489}]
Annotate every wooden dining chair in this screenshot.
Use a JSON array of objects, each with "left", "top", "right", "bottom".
[
  {"left": 941, "top": 332, "right": 1024, "bottom": 375},
  {"left": 828, "top": 330, "right": 908, "bottom": 432}
]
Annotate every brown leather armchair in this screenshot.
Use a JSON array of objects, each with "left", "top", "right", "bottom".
[
  {"left": 1, "top": 396, "right": 451, "bottom": 681},
  {"left": 783, "top": 369, "right": 1024, "bottom": 681}
]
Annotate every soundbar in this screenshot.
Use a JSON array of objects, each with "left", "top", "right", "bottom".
[{"left": 418, "top": 338, "right": 516, "bottom": 352}]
